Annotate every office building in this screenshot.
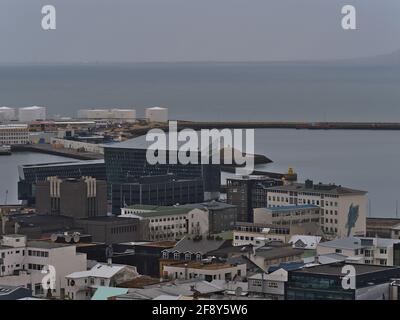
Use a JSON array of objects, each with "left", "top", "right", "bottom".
[
  {"left": 285, "top": 262, "right": 400, "bottom": 300},
  {"left": 233, "top": 222, "right": 289, "bottom": 246},
  {"left": 0, "top": 124, "right": 29, "bottom": 145},
  {"left": 226, "top": 175, "right": 283, "bottom": 223},
  {"left": 317, "top": 236, "right": 400, "bottom": 266},
  {"left": 267, "top": 180, "right": 367, "bottom": 238},
  {"left": 180, "top": 201, "right": 238, "bottom": 234},
  {"left": 18, "top": 160, "right": 106, "bottom": 206},
  {"left": 0, "top": 235, "right": 87, "bottom": 298},
  {"left": 120, "top": 204, "right": 208, "bottom": 241},
  {"left": 36, "top": 177, "right": 107, "bottom": 219}
]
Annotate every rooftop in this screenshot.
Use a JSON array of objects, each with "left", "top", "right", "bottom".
[
  {"left": 293, "top": 262, "right": 400, "bottom": 276},
  {"left": 164, "top": 261, "right": 239, "bottom": 270},
  {"left": 122, "top": 205, "right": 192, "bottom": 218},
  {"left": 163, "top": 236, "right": 228, "bottom": 255},
  {"left": 318, "top": 236, "right": 400, "bottom": 250},
  {"left": 268, "top": 182, "right": 367, "bottom": 196},
  {"left": 20, "top": 159, "right": 104, "bottom": 169},
  {"left": 66, "top": 263, "right": 130, "bottom": 279},
  {"left": 180, "top": 201, "right": 237, "bottom": 211},
  {"left": 27, "top": 241, "right": 72, "bottom": 249}
]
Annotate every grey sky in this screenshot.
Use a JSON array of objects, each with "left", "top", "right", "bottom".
[{"left": 1, "top": 0, "right": 400, "bottom": 63}]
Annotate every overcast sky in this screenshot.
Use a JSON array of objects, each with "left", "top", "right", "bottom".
[{"left": 1, "top": 0, "right": 399, "bottom": 63}]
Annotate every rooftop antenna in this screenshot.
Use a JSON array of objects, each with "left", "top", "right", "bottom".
[
  {"left": 396, "top": 200, "right": 398, "bottom": 219},
  {"left": 4, "top": 190, "right": 8, "bottom": 205}
]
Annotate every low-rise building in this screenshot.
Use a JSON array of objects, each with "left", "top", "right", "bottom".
[
  {"left": 366, "top": 218, "right": 400, "bottom": 239},
  {"left": 317, "top": 236, "right": 400, "bottom": 266},
  {"left": 120, "top": 205, "right": 208, "bottom": 241},
  {"left": 65, "top": 263, "right": 139, "bottom": 300},
  {"left": 180, "top": 201, "right": 238, "bottom": 234},
  {"left": 233, "top": 222, "right": 289, "bottom": 246},
  {"left": 0, "top": 234, "right": 87, "bottom": 298},
  {"left": 248, "top": 242, "right": 303, "bottom": 272},
  {"left": 0, "top": 124, "right": 29, "bottom": 145},
  {"left": 162, "top": 260, "right": 246, "bottom": 282},
  {"left": 248, "top": 269, "right": 288, "bottom": 300}
]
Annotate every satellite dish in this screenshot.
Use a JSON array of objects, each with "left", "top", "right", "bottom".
[
  {"left": 65, "top": 235, "right": 72, "bottom": 243},
  {"left": 50, "top": 234, "right": 58, "bottom": 242}
]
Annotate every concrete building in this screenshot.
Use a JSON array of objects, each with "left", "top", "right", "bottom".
[
  {"left": 366, "top": 218, "right": 400, "bottom": 239},
  {"left": 180, "top": 201, "right": 238, "bottom": 234},
  {"left": 162, "top": 260, "right": 246, "bottom": 282},
  {"left": 267, "top": 180, "right": 367, "bottom": 238},
  {"left": 145, "top": 107, "right": 168, "bottom": 123},
  {"left": 226, "top": 175, "right": 283, "bottom": 223},
  {"left": 18, "top": 160, "right": 106, "bottom": 206},
  {"left": 120, "top": 205, "right": 208, "bottom": 241},
  {"left": 36, "top": 177, "right": 107, "bottom": 219},
  {"left": 248, "top": 242, "right": 303, "bottom": 272},
  {"left": 248, "top": 269, "right": 287, "bottom": 300},
  {"left": 233, "top": 222, "right": 289, "bottom": 246},
  {"left": 75, "top": 216, "right": 149, "bottom": 245},
  {"left": 65, "top": 263, "right": 139, "bottom": 300},
  {"left": 0, "top": 235, "right": 87, "bottom": 298},
  {"left": 286, "top": 262, "right": 400, "bottom": 300},
  {"left": 317, "top": 237, "right": 400, "bottom": 266},
  {"left": 18, "top": 106, "right": 46, "bottom": 122},
  {"left": 0, "top": 107, "right": 16, "bottom": 122},
  {"left": 0, "top": 124, "right": 29, "bottom": 145},
  {"left": 254, "top": 205, "right": 321, "bottom": 230}
]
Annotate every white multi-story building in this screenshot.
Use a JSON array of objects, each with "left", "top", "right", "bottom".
[
  {"left": 0, "top": 124, "right": 29, "bottom": 145},
  {"left": 0, "top": 235, "right": 87, "bottom": 298},
  {"left": 18, "top": 106, "right": 46, "bottom": 122},
  {"left": 120, "top": 205, "right": 209, "bottom": 241},
  {"left": 266, "top": 180, "right": 367, "bottom": 238},
  {"left": 145, "top": 107, "right": 168, "bottom": 123},
  {"left": 0, "top": 107, "right": 16, "bottom": 122},
  {"left": 65, "top": 263, "right": 139, "bottom": 300},
  {"left": 317, "top": 236, "right": 400, "bottom": 266},
  {"left": 162, "top": 260, "right": 246, "bottom": 282}
]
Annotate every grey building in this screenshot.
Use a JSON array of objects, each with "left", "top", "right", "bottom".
[
  {"left": 181, "top": 201, "right": 238, "bottom": 233},
  {"left": 18, "top": 160, "right": 106, "bottom": 206},
  {"left": 75, "top": 216, "right": 149, "bottom": 245},
  {"left": 36, "top": 177, "right": 107, "bottom": 219}
]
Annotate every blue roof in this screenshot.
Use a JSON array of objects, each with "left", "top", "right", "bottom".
[
  {"left": 268, "top": 262, "right": 307, "bottom": 273},
  {"left": 266, "top": 205, "right": 319, "bottom": 212},
  {"left": 91, "top": 287, "right": 129, "bottom": 301}
]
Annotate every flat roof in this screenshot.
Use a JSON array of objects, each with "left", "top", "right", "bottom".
[
  {"left": 27, "top": 241, "right": 72, "bottom": 249},
  {"left": 164, "top": 261, "right": 238, "bottom": 270},
  {"left": 293, "top": 262, "right": 400, "bottom": 276},
  {"left": 268, "top": 183, "right": 367, "bottom": 195},
  {"left": 20, "top": 159, "right": 104, "bottom": 169},
  {"left": 123, "top": 205, "right": 191, "bottom": 217}
]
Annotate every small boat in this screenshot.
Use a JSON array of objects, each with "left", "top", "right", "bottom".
[{"left": 0, "top": 145, "right": 11, "bottom": 155}]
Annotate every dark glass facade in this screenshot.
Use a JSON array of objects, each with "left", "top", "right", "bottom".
[
  {"left": 18, "top": 160, "right": 106, "bottom": 205},
  {"left": 104, "top": 147, "right": 220, "bottom": 213}
]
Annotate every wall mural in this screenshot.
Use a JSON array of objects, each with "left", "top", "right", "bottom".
[{"left": 345, "top": 203, "right": 359, "bottom": 237}]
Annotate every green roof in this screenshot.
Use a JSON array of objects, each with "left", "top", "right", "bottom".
[
  {"left": 91, "top": 287, "right": 128, "bottom": 300},
  {"left": 124, "top": 205, "right": 192, "bottom": 217}
]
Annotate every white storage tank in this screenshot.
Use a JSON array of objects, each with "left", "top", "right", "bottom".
[
  {"left": 110, "top": 109, "right": 136, "bottom": 121},
  {"left": 145, "top": 107, "right": 168, "bottom": 123},
  {"left": 18, "top": 106, "right": 46, "bottom": 122},
  {"left": 0, "top": 107, "right": 16, "bottom": 122}
]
